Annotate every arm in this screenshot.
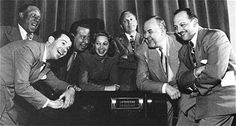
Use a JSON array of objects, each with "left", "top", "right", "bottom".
[
  {"left": 196, "top": 31, "right": 231, "bottom": 94},
  {"left": 13, "top": 46, "right": 48, "bottom": 109},
  {"left": 78, "top": 61, "right": 106, "bottom": 91},
  {"left": 136, "top": 52, "right": 163, "bottom": 93}
]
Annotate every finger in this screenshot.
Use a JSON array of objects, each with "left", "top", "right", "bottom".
[{"left": 59, "top": 93, "right": 65, "bottom": 100}]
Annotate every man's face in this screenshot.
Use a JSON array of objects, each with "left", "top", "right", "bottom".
[
  {"left": 21, "top": 6, "right": 41, "bottom": 33},
  {"left": 95, "top": 35, "right": 109, "bottom": 57},
  {"left": 48, "top": 34, "right": 72, "bottom": 60},
  {"left": 121, "top": 12, "right": 137, "bottom": 34},
  {"left": 144, "top": 19, "right": 164, "bottom": 49},
  {"left": 173, "top": 11, "right": 197, "bottom": 41},
  {"left": 73, "top": 27, "right": 90, "bottom": 52}
]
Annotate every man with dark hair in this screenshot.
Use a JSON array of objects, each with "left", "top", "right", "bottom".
[
  {"left": 0, "top": 30, "right": 76, "bottom": 125},
  {"left": 115, "top": 10, "right": 143, "bottom": 91},
  {"left": 136, "top": 16, "right": 181, "bottom": 126},
  {"left": 0, "top": 3, "right": 42, "bottom": 47},
  {"left": 50, "top": 19, "right": 91, "bottom": 82},
  {"left": 173, "top": 8, "right": 236, "bottom": 126}
]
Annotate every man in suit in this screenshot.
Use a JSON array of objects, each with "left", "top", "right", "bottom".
[
  {"left": 115, "top": 10, "right": 143, "bottom": 91},
  {"left": 136, "top": 16, "right": 181, "bottom": 126},
  {"left": 0, "top": 3, "right": 42, "bottom": 47},
  {"left": 173, "top": 8, "right": 236, "bottom": 126},
  {"left": 0, "top": 30, "right": 76, "bottom": 125}
]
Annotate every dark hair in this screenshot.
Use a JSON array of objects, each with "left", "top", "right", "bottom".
[
  {"left": 119, "top": 10, "right": 137, "bottom": 25},
  {"left": 48, "top": 30, "right": 73, "bottom": 42},
  {"left": 147, "top": 16, "right": 167, "bottom": 32},
  {"left": 18, "top": 3, "right": 39, "bottom": 13},
  {"left": 69, "top": 19, "right": 90, "bottom": 36},
  {"left": 89, "top": 31, "right": 116, "bottom": 57},
  {"left": 174, "top": 8, "right": 197, "bottom": 19}
]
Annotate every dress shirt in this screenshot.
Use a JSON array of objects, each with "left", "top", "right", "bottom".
[
  {"left": 125, "top": 31, "right": 137, "bottom": 42},
  {"left": 156, "top": 43, "right": 168, "bottom": 94},
  {"left": 41, "top": 46, "right": 50, "bottom": 108},
  {"left": 18, "top": 24, "right": 28, "bottom": 40}
]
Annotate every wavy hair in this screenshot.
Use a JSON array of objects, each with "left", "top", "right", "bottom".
[{"left": 89, "top": 31, "right": 116, "bottom": 57}]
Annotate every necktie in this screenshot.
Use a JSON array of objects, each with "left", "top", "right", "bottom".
[
  {"left": 190, "top": 41, "right": 196, "bottom": 67},
  {"left": 67, "top": 52, "right": 77, "bottom": 71},
  {"left": 130, "top": 35, "right": 135, "bottom": 52},
  {"left": 26, "top": 33, "right": 34, "bottom": 40},
  {"left": 159, "top": 48, "right": 167, "bottom": 73}
]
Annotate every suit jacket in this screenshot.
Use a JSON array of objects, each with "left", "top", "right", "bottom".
[
  {"left": 0, "top": 25, "right": 42, "bottom": 47},
  {"left": 177, "top": 27, "right": 236, "bottom": 119},
  {"left": 0, "top": 40, "right": 69, "bottom": 123},
  {"left": 136, "top": 33, "right": 181, "bottom": 93}
]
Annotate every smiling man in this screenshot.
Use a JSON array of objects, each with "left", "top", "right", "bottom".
[
  {"left": 0, "top": 30, "right": 76, "bottom": 125},
  {"left": 0, "top": 3, "right": 42, "bottom": 47}
]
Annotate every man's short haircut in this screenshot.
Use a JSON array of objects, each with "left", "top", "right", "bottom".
[
  {"left": 148, "top": 16, "right": 167, "bottom": 32},
  {"left": 48, "top": 30, "right": 73, "bottom": 41},
  {"left": 174, "top": 8, "right": 197, "bottom": 19},
  {"left": 69, "top": 19, "right": 90, "bottom": 36},
  {"left": 119, "top": 10, "right": 137, "bottom": 25},
  {"left": 18, "top": 3, "right": 39, "bottom": 13}
]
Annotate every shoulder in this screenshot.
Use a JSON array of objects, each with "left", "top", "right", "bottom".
[
  {"left": 0, "top": 25, "right": 18, "bottom": 33},
  {"left": 135, "top": 43, "right": 148, "bottom": 58}
]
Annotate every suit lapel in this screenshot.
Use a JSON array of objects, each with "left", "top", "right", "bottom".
[{"left": 148, "top": 49, "right": 168, "bottom": 82}]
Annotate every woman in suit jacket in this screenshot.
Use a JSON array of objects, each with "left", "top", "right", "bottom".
[{"left": 78, "top": 31, "right": 120, "bottom": 91}]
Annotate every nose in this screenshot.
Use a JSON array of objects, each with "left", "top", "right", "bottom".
[{"left": 176, "top": 26, "right": 183, "bottom": 34}]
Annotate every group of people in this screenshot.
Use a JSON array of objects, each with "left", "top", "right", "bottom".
[{"left": 0, "top": 3, "right": 236, "bottom": 126}]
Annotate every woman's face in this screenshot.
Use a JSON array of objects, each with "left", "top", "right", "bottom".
[{"left": 95, "top": 35, "right": 109, "bottom": 57}]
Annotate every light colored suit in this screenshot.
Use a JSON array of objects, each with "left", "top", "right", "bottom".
[
  {"left": 176, "top": 27, "right": 236, "bottom": 121},
  {"left": 0, "top": 25, "right": 42, "bottom": 47},
  {"left": 136, "top": 33, "right": 182, "bottom": 125},
  {"left": 0, "top": 40, "right": 69, "bottom": 125}
]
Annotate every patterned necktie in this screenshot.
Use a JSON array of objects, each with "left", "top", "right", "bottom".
[
  {"left": 159, "top": 48, "right": 167, "bottom": 73},
  {"left": 26, "top": 33, "right": 34, "bottom": 40},
  {"left": 67, "top": 52, "right": 77, "bottom": 71},
  {"left": 190, "top": 41, "right": 196, "bottom": 67},
  {"left": 130, "top": 35, "right": 135, "bottom": 52}
]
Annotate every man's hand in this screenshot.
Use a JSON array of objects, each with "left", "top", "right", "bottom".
[
  {"left": 47, "top": 99, "right": 63, "bottom": 109},
  {"left": 58, "top": 87, "right": 75, "bottom": 109},
  {"left": 194, "top": 65, "right": 206, "bottom": 77},
  {"left": 166, "top": 84, "right": 181, "bottom": 100},
  {"left": 104, "top": 84, "right": 120, "bottom": 91}
]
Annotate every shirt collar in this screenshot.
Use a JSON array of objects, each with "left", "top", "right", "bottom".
[
  {"left": 18, "top": 24, "right": 28, "bottom": 40},
  {"left": 125, "top": 31, "right": 137, "bottom": 41},
  {"left": 156, "top": 38, "right": 167, "bottom": 56},
  {"left": 42, "top": 45, "right": 47, "bottom": 63},
  {"left": 190, "top": 28, "right": 199, "bottom": 48}
]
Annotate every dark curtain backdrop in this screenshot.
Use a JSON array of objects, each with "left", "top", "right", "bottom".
[{"left": 0, "top": 0, "right": 229, "bottom": 42}]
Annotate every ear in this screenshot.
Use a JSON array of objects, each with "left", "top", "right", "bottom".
[
  {"left": 120, "top": 24, "right": 124, "bottom": 30},
  {"left": 48, "top": 36, "right": 55, "bottom": 44},
  {"left": 193, "top": 18, "right": 198, "bottom": 26},
  {"left": 19, "top": 12, "right": 24, "bottom": 19}
]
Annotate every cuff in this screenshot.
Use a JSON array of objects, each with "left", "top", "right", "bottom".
[
  {"left": 42, "top": 99, "right": 50, "bottom": 108},
  {"left": 162, "top": 83, "right": 168, "bottom": 93}
]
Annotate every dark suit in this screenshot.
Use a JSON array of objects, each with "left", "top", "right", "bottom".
[
  {"left": 0, "top": 25, "right": 42, "bottom": 47},
  {"left": 115, "top": 33, "right": 143, "bottom": 91},
  {"left": 136, "top": 34, "right": 182, "bottom": 126},
  {"left": 0, "top": 40, "right": 69, "bottom": 125},
  {"left": 176, "top": 27, "right": 236, "bottom": 125}
]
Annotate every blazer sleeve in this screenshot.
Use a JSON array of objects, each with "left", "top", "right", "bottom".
[
  {"left": 13, "top": 46, "right": 48, "bottom": 110},
  {"left": 136, "top": 48, "right": 164, "bottom": 93},
  {"left": 43, "top": 70, "right": 69, "bottom": 93},
  {"left": 78, "top": 57, "right": 105, "bottom": 91},
  {"left": 196, "top": 31, "right": 232, "bottom": 94}
]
